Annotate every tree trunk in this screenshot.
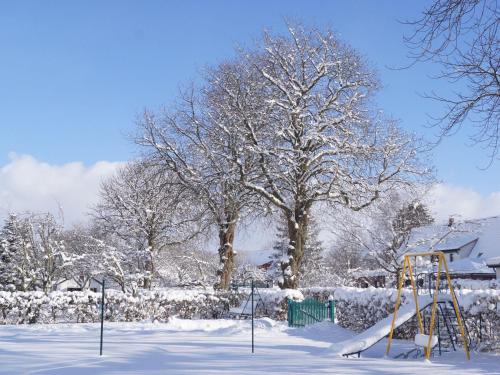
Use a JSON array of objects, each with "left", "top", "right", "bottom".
[
  {"left": 216, "top": 220, "right": 236, "bottom": 290},
  {"left": 279, "top": 209, "right": 309, "bottom": 289},
  {"left": 143, "top": 241, "right": 155, "bottom": 290}
]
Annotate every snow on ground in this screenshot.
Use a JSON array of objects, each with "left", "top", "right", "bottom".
[{"left": 0, "top": 319, "right": 498, "bottom": 374}]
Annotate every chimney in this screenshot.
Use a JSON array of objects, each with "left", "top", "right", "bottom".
[{"left": 448, "top": 217, "right": 455, "bottom": 227}]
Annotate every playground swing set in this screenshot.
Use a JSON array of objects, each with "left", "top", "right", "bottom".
[
  {"left": 336, "top": 250, "right": 473, "bottom": 360},
  {"left": 386, "top": 251, "right": 470, "bottom": 361}
]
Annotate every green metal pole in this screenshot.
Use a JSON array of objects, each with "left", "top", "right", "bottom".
[
  {"left": 100, "top": 279, "right": 105, "bottom": 356},
  {"left": 329, "top": 300, "right": 335, "bottom": 323},
  {"left": 251, "top": 279, "right": 254, "bottom": 354}
]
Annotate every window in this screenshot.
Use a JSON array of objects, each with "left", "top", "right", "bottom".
[{"left": 450, "top": 253, "right": 454, "bottom": 262}]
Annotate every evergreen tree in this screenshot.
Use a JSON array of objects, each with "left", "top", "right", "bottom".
[
  {"left": 299, "top": 217, "right": 326, "bottom": 287},
  {"left": 393, "top": 202, "right": 434, "bottom": 236},
  {"left": 271, "top": 215, "right": 326, "bottom": 287},
  {"left": 0, "top": 214, "right": 23, "bottom": 291},
  {"left": 269, "top": 216, "right": 289, "bottom": 283}
]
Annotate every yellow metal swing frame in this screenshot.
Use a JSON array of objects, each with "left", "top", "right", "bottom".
[{"left": 385, "top": 252, "right": 470, "bottom": 361}]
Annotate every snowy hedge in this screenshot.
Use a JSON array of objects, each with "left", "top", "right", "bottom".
[
  {"left": 1, "top": 286, "right": 498, "bottom": 351},
  {"left": 0, "top": 287, "right": 302, "bottom": 325},
  {"left": 0, "top": 288, "right": 245, "bottom": 324}
]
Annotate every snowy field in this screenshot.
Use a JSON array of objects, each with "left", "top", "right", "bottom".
[{"left": 0, "top": 318, "right": 499, "bottom": 374}]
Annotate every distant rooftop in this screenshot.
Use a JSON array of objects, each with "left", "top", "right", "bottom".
[{"left": 404, "top": 216, "right": 500, "bottom": 275}]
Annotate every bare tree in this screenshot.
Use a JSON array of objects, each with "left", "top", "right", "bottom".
[
  {"left": 326, "top": 233, "right": 366, "bottom": 287},
  {"left": 212, "top": 23, "right": 431, "bottom": 288},
  {"left": 332, "top": 192, "right": 435, "bottom": 286},
  {"left": 136, "top": 98, "right": 259, "bottom": 290},
  {"left": 405, "top": 0, "right": 499, "bottom": 160},
  {"left": 92, "top": 161, "right": 201, "bottom": 289}
]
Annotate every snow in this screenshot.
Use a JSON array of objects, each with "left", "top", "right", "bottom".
[
  {"left": 0, "top": 318, "right": 498, "bottom": 374},
  {"left": 415, "top": 333, "right": 438, "bottom": 348},
  {"left": 405, "top": 216, "right": 500, "bottom": 275},
  {"left": 487, "top": 256, "right": 500, "bottom": 267},
  {"left": 446, "top": 258, "right": 493, "bottom": 274},
  {"left": 408, "top": 216, "right": 500, "bottom": 260}
]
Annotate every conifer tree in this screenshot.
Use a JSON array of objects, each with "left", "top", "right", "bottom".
[{"left": 0, "top": 214, "right": 23, "bottom": 291}]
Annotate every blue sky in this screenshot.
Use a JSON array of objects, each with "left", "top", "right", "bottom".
[{"left": 0, "top": 0, "right": 499, "bottom": 199}]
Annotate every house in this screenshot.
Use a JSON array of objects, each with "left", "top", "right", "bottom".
[
  {"left": 487, "top": 257, "right": 500, "bottom": 279},
  {"left": 355, "top": 269, "right": 387, "bottom": 288},
  {"left": 404, "top": 216, "right": 500, "bottom": 281},
  {"left": 55, "top": 278, "right": 103, "bottom": 292}
]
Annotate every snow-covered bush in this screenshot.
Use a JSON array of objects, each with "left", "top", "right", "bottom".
[
  {"left": 0, "top": 286, "right": 306, "bottom": 325},
  {"left": 0, "top": 288, "right": 245, "bottom": 325}
]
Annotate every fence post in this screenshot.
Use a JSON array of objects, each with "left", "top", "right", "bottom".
[
  {"left": 328, "top": 296, "right": 335, "bottom": 323},
  {"left": 251, "top": 279, "right": 254, "bottom": 354},
  {"left": 100, "top": 278, "right": 105, "bottom": 356}
]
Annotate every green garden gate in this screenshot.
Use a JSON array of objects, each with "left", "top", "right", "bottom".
[{"left": 287, "top": 298, "right": 335, "bottom": 327}]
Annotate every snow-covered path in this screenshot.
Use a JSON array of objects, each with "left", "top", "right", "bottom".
[{"left": 0, "top": 319, "right": 498, "bottom": 374}]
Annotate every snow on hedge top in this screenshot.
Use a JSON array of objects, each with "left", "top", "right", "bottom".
[
  {"left": 239, "top": 286, "right": 304, "bottom": 302},
  {"left": 106, "top": 287, "right": 220, "bottom": 302},
  {"left": 333, "top": 286, "right": 413, "bottom": 304},
  {"left": 331, "top": 286, "right": 500, "bottom": 315}
]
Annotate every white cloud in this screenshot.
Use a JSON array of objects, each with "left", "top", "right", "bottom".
[
  {"left": 1, "top": 153, "right": 499, "bottom": 244},
  {"left": 0, "top": 153, "right": 124, "bottom": 225},
  {"left": 427, "top": 183, "right": 500, "bottom": 222}
]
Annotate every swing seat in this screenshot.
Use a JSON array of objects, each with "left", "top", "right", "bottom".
[{"left": 415, "top": 333, "right": 438, "bottom": 349}]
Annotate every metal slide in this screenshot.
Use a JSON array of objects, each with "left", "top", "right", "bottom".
[{"left": 331, "top": 296, "right": 436, "bottom": 357}]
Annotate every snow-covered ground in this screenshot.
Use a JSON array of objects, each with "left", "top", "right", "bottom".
[{"left": 0, "top": 318, "right": 498, "bottom": 374}]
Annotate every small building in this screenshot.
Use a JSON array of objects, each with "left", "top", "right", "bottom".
[
  {"left": 404, "top": 216, "right": 500, "bottom": 281},
  {"left": 55, "top": 278, "right": 102, "bottom": 292},
  {"left": 355, "top": 269, "right": 386, "bottom": 288}
]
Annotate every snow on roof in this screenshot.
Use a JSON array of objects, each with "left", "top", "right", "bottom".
[
  {"left": 404, "top": 216, "right": 500, "bottom": 274},
  {"left": 486, "top": 256, "right": 500, "bottom": 267},
  {"left": 358, "top": 269, "right": 387, "bottom": 278},
  {"left": 467, "top": 216, "right": 500, "bottom": 261},
  {"left": 446, "top": 258, "right": 493, "bottom": 274}
]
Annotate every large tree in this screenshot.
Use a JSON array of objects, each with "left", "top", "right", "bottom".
[
  {"left": 406, "top": 0, "right": 499, "bottom": 160},
  {"left": 209, "top": 24, "right": 430, "bottom": 288},
  {"left": 137, "top": 101, "right": 259, "bottom": 289}
]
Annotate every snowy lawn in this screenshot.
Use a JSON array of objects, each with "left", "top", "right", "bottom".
[{"left": 0, "top": 318, "right": 498, "bottom": 374}]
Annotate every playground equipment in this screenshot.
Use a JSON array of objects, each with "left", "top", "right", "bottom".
[
  {"left": 332, "top": 252, "right": 472, "bottom": 360},
  {"left": 386, "top": 252, "right": 470, "bottom": 361}
]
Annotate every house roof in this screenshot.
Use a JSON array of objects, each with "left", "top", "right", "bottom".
[
  {"left": 404, "top": 216, "right": 500, "bottom": 275},
  {"left": 446, "top": 258, "right": 493, "bottom": 274}
]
